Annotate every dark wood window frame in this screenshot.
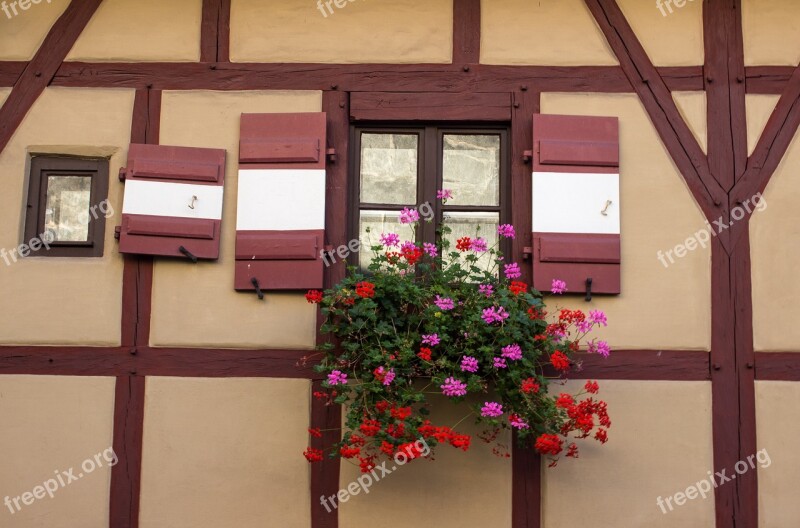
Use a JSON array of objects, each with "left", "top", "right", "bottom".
[
  {"left": 349, "top": 123, "right": 512, "bottom": 266},
  {"left": 24, "top": 155, "right": 109, "bottom": 258}
]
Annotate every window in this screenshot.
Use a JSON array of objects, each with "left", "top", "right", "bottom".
[
  {"left": 24, "top": 156, "right": 109, "bottom": 258},
  {"left": 351, "top": 126, "right": 509, "bottom": 270}
]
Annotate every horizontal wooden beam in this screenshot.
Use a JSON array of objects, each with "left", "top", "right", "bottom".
[
  {"left": 351, "top": 91, "right": 511, "bottom": 121},
  {"left": 554, "top": 349, "right": 711, "bottom": 380},
  {"left": 755, "top": 352, "right": 800, "bottom": 381}
]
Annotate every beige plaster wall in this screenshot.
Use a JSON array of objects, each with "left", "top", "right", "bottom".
[
  {"left": 674, "top": 91, "right": 708, "bottom": 152},
  {"left": 230, "top": 0, "right": 452, "bottom": 64},
  {"left": 746, "top": 94, "right": 780, "bottom": 155},
  {"left": 543, "top": 380, "right": 714, "bottom": 527},
  {"left": 0, "top": 375, "right": 116, "bottom": 528},
  {"left": 139, "top": 377, "right": 312, "bottom": 528},
  {"left": 541, "top": 93, "right": 711, "bottom": 350},
  {"left": 151, "top": 90, "right": 321, "bottom": 349},
  {"left": 0, "top": 87, "right": 133, "bottom": 346},
  {"left": 743, "top": 0, "right": 800, "bottom": 66},
  {"left": 66, "top": 0, "right": 201, "bottom": 62},
  {"left": 0, "top": 0, "right": 69, "bottom": 61},
  {"left": 617, "top": 0, "right": 704, "bottom": 67}
]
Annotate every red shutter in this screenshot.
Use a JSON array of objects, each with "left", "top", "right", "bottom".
[
  {"left": 118, "top": 144, "right": 226, "bottom": 260},
  {"left": 532, "top": 114, "right": 621, "bottom": 295},
  {"left": 235, "top": 113, "right": 327, "bottom": 293}
]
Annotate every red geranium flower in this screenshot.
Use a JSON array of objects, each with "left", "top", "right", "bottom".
[
  {"left": 521, "top": 377, "right": 540, "bottom": 394},
  {"left": 509, "top": 281, "right": 528, "bottom": 295},
  {"left": 595, "top": 428, "right": 609, "bottom": 444},
  {"left": 390, "top": 406, "right": 412, "bottom": 420},
  {"left": 305, "top": 290, "right": 324, "bottom": 303},
  {"left": 456, "top": 237, "right": 472, "bottom": 251},
  {"left": 417, "top": 347, "right": 432, "bottom": 361},
  {"left": 401, "top": 246, "right": 424, "bottom": 265},
  {"left": 308, "top": 427, "right": 322, "bottom": 438},
  {"left": 550, "top": 350, "right": 571, "bottom": 371},
  {"left": 555, "top": 393, "right": 574, "bottom": 409},
  {"left": 449, "top": 434, "right": 471, "bottom": 451},
  {"left": 534, "top": 434, "right": 563, "bottom": 456},
  {"left": 566, "top": 443, "right": 579, "bottom": 458},
  {"left": 356, "top": 281, "right": 376, "bottom": 298},
  {"left": 584, "top": 380, "right": 600, "bottom": 394},
  {"left": 303, "top": 447, "right": 324, "bottom": 463},
  {"left": 340, "top": 446, "right": 361, "bottom": 458},
  {"left": 360, "top": 419, "right": 381, "bottom": 437}
]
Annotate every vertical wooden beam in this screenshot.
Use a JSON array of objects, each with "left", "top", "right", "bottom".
[
  {"left": 704, "top": 0, "right": 748, "bottom": 190},
  {"left": 309, "top": 90, "right": 350, "bottom": 528},
  {"left": 511, "top": 89, "right": 541, "bottom": 528},
  {"left": 452, "top": 0, "right": 481, "bottom": 65},
  {"left": 201, "top": 0, "right": 231, "bottom": 62},
  {"left": 112, "top": 87, "right": 160, "bottom": 528}
]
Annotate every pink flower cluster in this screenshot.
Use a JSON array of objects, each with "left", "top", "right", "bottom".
[
  {"left": 497, "top": 224, "right": 515, "bottom": 239},
  {"left": 460, "top": 356, "right": 479, "bottom": 373},
  {"left": 482, "top": 306, "right": 509, "bottom": 325},
  {"left": 327, "top": 370, "right": 348, "bottom": 386},
  {"left": 441, "top": 377, "right": 468, "bottom": 397},
  {"left": 434, "top": 296, "right": 455, "bottom": 311},
  {"left": 501, "top": 343, "right": 522, "bottom": 361},
  {"left": 422, "top": 333, "right": 440, "bottom": 346},
  {"left": 481, "top": 402, "right": 504, "bottom": 418},
  {"left": 380, "top": 233, "right": 400, "bottom": 247},
  {"left": 399, "top": 208, "right": 420, "bottom": 224}
]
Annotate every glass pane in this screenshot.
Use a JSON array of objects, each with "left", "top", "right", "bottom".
[
  {"left": 44, "top": 175, "right": 92, "bottom": 242},
  {"left": 442, "top": 134, "right": 500, "bottom": 206},
  {"left": 443, "top": 211, "right": 500, "bottom": 273},
  {"left": 358, "top": 210, "right": 408, "bottom": 270},
  {"left": 360, "top": 133, "right": 418, "bottom": 204}
]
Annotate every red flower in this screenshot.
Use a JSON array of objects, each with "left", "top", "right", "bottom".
[
  {"left": 566, "top": 443, "right": 579, "bottom": 458},
  {"left": 308, "top": 427, "right": 322, "bottom": 438},
  {"left": 595, "top": 428, "right": 609, "bottom": 444},
  {"left": 387, "top": 423, "right": 406, "bottom": 438},
  {"left": 550, "top": 350, "right": 571, "bottom": 371},
  {"left": 340, "top": 446, "right": 361, "bottom": 458},
  {"left": 358, "top": 456, "right": 376, "bottom": 473},
  {"left": 312, "top": 391, "right": 329, "bottom": 401},
  {"left": 558, "top": 309, "right": 586, "bottom": 324},
  {"left": 348, "top": 434, "right": 366, "bottom": 446},
  {"left": 398, "top": 442, "right": 426, "bottom": 460},
  {"left": 303, "top": 447, "right": 324, "bottom": 463},
  {"left": 401, "top": 246, "right": 424, "bottom": 265},
  {"left": 356, "top": 281, "right": 376, "bottom": 298},
  {"left": 375, "top": 401, "right": 390, "bottom": 414},
  {"left": 534, "top": 434, "right": 563, "bottom": 456},
  {"left": 360, "top": 419, "right": 381, "bottom": 437},
  {"left": 380, "top": 441, "right": 395, "bottom": 456},
  {"left": 528, "top": 307, "right": 546, "bottom": 320},
  {"left": 555, "top": 393, "right": 574, "bottom": 409},
  {"left": 417, "top": 347, "right": 432, "bottom": 361},
  {"left": 521, "top": 377, "right": 540, "bottom": 394},
  {"left": 343, "top": 297, "right": 355, "bottom": 306},
  {"left": 385, "top": 251, "right": 401, "bottom": 265},
  {"left": 584, "top": 380, "right": 600, "bottom": 394},
  {"left": 456, "top": 237, "right": 472, "bottom": 251},
  {"left": 390, "top": 406, "right": 412, "bottom": 420},
  {"left": 509, "top": 281, "right": 528, "bottom": 295},
  {"left": 305, "top": 290, "right": 324, "bottom": 303},
  {"left": 449, "top": 434, "right": 471, "bottom": 451}
]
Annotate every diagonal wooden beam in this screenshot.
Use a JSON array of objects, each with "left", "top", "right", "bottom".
[
  {"left": 584, "top": 0, "right": 729, "bottom": 250},
  {"left": 704, "top": 0, "right": 748, "bottom": 190},
  {"left": 0, "top": 0, "right": 103, "bottom": 157}
]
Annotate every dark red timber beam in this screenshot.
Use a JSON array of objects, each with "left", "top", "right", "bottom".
[
  {"left": 511, "top": 89, "right": 541, "bottom": 528},
  {"left": 452, "top": 0, "right": 480, "bottom": 65},
  {"left": 200, "top": 0, "right": 231, "bottom": 63},
  {"left": 0, "top": 0, "right": 103, "bottom": 156},
  {"left": 110, "top": 87, "right": 159, "bottom": 528},
  {"left": 755, "top": 353, "right": 800, "bottom": 381}
]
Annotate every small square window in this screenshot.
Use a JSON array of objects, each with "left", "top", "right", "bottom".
[{"left": 24, "top": 156, "right": 109, "bottom": 258}]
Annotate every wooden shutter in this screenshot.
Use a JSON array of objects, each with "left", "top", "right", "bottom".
[
  {"left": 235, "top": 113, "right": 327, "bottom": 292},
  {"left": 531, "top": 114, "right": 621, "bottom": 295},
  {"left": 118, "top": 144, "right": 226, "bottom": 260}
]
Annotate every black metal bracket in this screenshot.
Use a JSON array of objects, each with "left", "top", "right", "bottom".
[
  {"left": 178, "top": 246, "right": 198, "bottom": 263},
  {"left": 251, "top": 277, "right": 265, "bottom": 300},
  {"left": 585, "top": 277, "right": 593, "bottom": 302}
]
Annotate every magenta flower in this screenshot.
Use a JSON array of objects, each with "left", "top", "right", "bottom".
[
  {"left": 327, "top": 370, "right": 348, "bottom": 386},
  {"left": 479, "top": 284, "right": 494, "bottom": 298},
  {"left": 471, "top": 237, "right": 488, "bottom": 253},
  {"left": 509, "top": 415, "right": 530, "bottom": 429},
  {"left": 421, "top": 333, "right": 440, "bottom": 346},
  {"left": 437, "top": 189, "right": 454, "bottom": 201},
  {"left": 493, "top": 357, "right": 508, "bottom": 369},
  {"left": 382, "top": 368, "right": 396, "bottom": 386},
  {"left": 460, "top": 356, "right": 479, "bottom": 373},
  {"left": 551, "top": 279, "right": 567, "bottom": 294},
  {"left": 423, "top": 242, "right": 438, "bottom": 257},
  {"left": 434, "top": 295, "right": 455, "bottom": 311},
  {"left": 588, "top": 339, "right": 611, "bottom": 358},
  {"left": 482, "top": 306, "right": 509, "bottom": 325},
  {"left": 441, "top": 377, "right": 468, "bottom": 397},
  {"left": 380, "top": 232, "right": 400, "bottom": 247},
  {"left": 501, "top": 343, "right": 522, "bottom": 361},
  {"left": 481, "top": 402, "right": 504, "bottom": 418},
  {"left": 399, "top": 207, "right": 420, "bottom": 224},
  {"left": 576, "top": 320, "right": 593, "bottom": 333},
  {"left": 589, "top": 310, "right": 608, "bottom": 327},
  {"left": 497, "top": 224, "right": 516, "bottom": 239},
  {"left": 504, "top": 262, "right": 522, "bottom": 279}
]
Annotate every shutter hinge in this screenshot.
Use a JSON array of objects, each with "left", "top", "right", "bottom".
[
  {"left": 114, "top": 226, "right": 121, "bottom": 240},
  {"left": 118, "top": 167, "right": 128, "bottom": 182},
  {"left": 522, "top": 246, "right": 533, "bottom": 261},
  {"left": 522, "top": 150, "right": 533, "bottom": 164},
  {"left": 326, "top": 148, "right": 337, "bottom": 163}
]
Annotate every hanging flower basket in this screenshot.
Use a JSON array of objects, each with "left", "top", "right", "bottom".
[{"left": 304, "top": 191, "right": 612, "bottom": 472}]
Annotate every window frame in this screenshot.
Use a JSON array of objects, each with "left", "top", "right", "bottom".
[
  {"left": 24, "top": 155, "right": 109, "bottom": 258},
  {"left": 349, "top": 123, "right": 512, "bottom": 267}
]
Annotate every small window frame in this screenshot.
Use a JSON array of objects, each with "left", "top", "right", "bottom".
[{"left": 24, "top": 156, "right": 109, "bottom": 258}]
